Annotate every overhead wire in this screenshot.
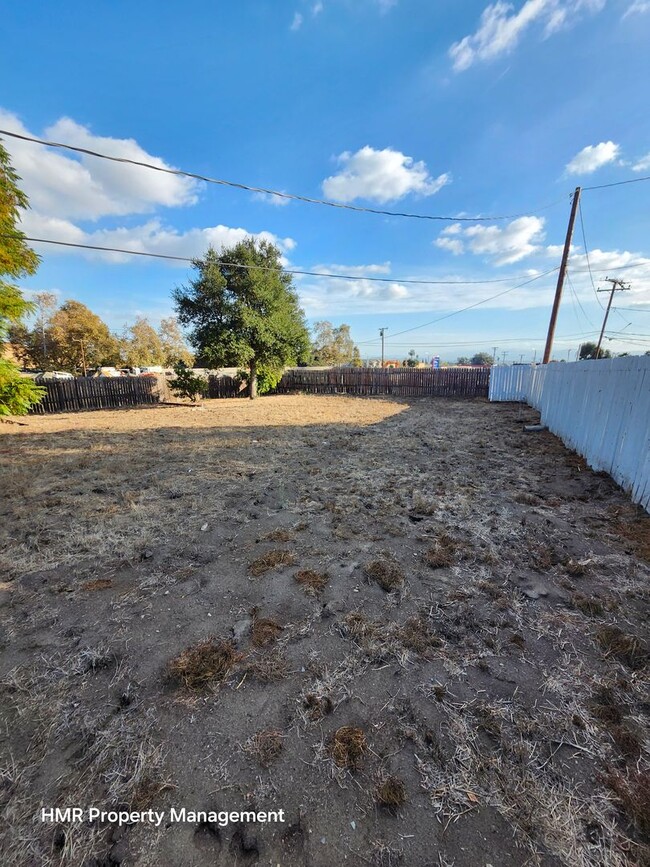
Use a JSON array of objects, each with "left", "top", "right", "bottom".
[
  {"left": 0, "top": 128, "right": 554, "bottom": 223},
  {"left": 2, "top": 233, "right": 551, "bottom": 287}
]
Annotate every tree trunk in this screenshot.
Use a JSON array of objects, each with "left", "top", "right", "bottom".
[{"left": 249, "top": 358, "right": 258, "bottom": 400}]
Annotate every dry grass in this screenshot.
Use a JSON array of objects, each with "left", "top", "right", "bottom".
[
  {"left": 249, "top": 549, "right": 296, "bottom": 577},
  {"left": 328, "top": 726, "right": 367, "bottom": 770},
  {"left": 375, "top": 775, "right": 407, "bottom": 808},
  {"left": 80, "top": 578, "right": 113, "bottom": 591},
  {"left": 341, "top": 611, "right": 383, "bottom": 642},
  {"left": 261, "top": 528, "right": 294, "bottom": 542},
  {"left": 250, "top": 615, "right": 283, "bottom": 648},
  {"left": 594, "top": 625, "right": 648, "bottom": 671},
  {"left": 166, "top": 638, "right": 242, "bottom": 690},
  {"left": 363, "top": 559, "right": 405, "bottom": 591},
  {"left": 604, "top": 769, "right": 650, "bottom": 837},
  {"left": 610, "top": 505, "right": 650, "bottom": 561},
  {"left": 246, "top": 650, "right": 289, "bottom": 682},
  {"left": 423, "top": 532, "right": 465, "bottom": 569},
  {"left": 396, "top": 617, "right": 442, "bottom": 657},
  {"left": 303, "top": 693, "right": 334, "bottom": 721},
  {"left": 294, "top": 569, "right": 329, "bottom": 595},
  {"left": 571, "top": 592, "right": 604, "bottom": 617},
  {"left": 242, "top": 729, "right": 284, "bottom": 767}
]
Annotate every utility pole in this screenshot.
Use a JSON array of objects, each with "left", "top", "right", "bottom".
[
  {"left": 567, "top": 348, "right": 573, "bottom": 362},
  {"left": 502, "top": 350, "right": 508, "bottom": 364},
  {"left": 492, "top": 346, "right": 498, "bottom": 366},
  {"left": 543, "top": 187, "right": 581, "bottom": 364},
  {"left": 379, "top": 328, "right": 387, "bottom": 368},
  {"left": 595, "top": 278, "right": 631, "bottom": 358},
  {"left": 532, "top": 349, "right": 537, "bottom": 364}
]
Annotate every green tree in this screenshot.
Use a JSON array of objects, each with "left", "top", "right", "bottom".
[
  {"left": 0, "top": 140, "right": 45, "bottom": 415},
  {"left": 457, "top": 356, "right": 470, "bottom": 365},
  {"left": 579, "top": 341, "right": 611, "bottom": 360},
  {"left": 158, "top": 316, "right": 193, "bottom": 367},
  {"left": 403, "top": 349, "right": 419, "bottom": 367},
  {"left": 123, "top": 316, "right": 165, "bottom": 367},
  {"left": 9, "top": 291, "right": 59, "bottom": 369},
  {"left": 169, "top": 360, "right": 208, "bottom": 402},
  {"left": 351, "top": 346, "right": 363, "bottom": 368},
  {"left": 311, "top": 320, "right": 358, "bottom": 365},
  {"left": 471, "top": 352, "right": 494, "bottom": 366},
  {"left": 173, "top": 239, "right": 311, "bottom": 399},
  {"left": 48, "top": 300, "right": 122, "bottom": 371}
]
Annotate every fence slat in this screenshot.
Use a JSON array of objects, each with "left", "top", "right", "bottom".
[
  {"left": 29, "top": 376, "right": 160, "bottom": 414},
  {"left": 275, "top": 367, "right": 490, "bottom": 398}
]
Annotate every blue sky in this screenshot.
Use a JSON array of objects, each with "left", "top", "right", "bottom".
[{"left": 2, "top": 0, "right": 650, "bottom": 362}]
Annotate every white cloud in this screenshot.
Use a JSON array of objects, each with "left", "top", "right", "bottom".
[
  {"left": 252, "top": 191, "right": 291, "bottom": 207},
  {"left": 376, "top": 0, "right": 398, "bottom": 12},
  {"left": 21, "top": 212, "right": 296, "bottom": 265},
  {"left": 322, "top": 146, "right": 450, "bottom": 203},
  {"left": 311, "top": 262, "right": 392, "bottom": 276},
  {"left": 312, "top": 1, "right": 324, "bottom": 15},
  {"left": 0, "top": 109, "right": 198, "bottom": 221},
  {"left": 449, "top": 0, "right": 606, "bottom": 72},
  {"left": 290, "top": 11, "right": 303, "bottom": 30},
  {"left": 565, "top": 140, "right": 620, "bottom": 174},
  {"left": 435, "top": 216, "right": 546, "bottom": 264},
  {"left": 632, "top": 152, "right": 650, "bottom": 172},
  {"left": 623, "top": 0, "right": 650, "bottom": 17}
]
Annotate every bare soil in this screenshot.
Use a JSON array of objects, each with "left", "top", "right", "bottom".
[{"left": 1, "top": 395, "right": 648, "bottom": 867}]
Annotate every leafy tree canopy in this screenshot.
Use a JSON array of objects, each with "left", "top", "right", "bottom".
[
  {"left": 0, "top": 140, "right": 44, "bottom": 415},
  {"left": 579, "top": 341, "right": 611, "bottom": 360},
  {"left": 48, "top": 301, "right": 122, "bottom": 371},
  {"left": 159, "top": 316, "right": 193, "bottom": 367},
  {"left": 173, "top": 239, "right": 311, "bottom": 398},
  {"left": 123, "top": 316, "right": 165, "bottom": 367},
  {"left": 471, "top": 352, "right": 494, "bottom": 366},
  {"left": 311, "top": 321, "right": 358, "bottom": 366}
]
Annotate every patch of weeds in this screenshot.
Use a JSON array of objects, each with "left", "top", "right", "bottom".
[
  {"left": 564, "top": 558, "right": 591, "bottom": 577},
  {"left": 370, "top": 842, "right": 404, "bottom": 867},
  {"left": 261, "top": 529, "right": 294, "bottom": 543},
  {"left": 167, "top": 638, "right": 242, "bottom": 690},
  {"left": 375, "top": 775, "right": 407, "bottom": 809},
  {"left": 609, "top": 505, "right": 650, "bottom": 561},
  {"left": 594, "top": 626, "right": 648, "bottom": 671},
  {"left": 510, "top": 633, "right": 526, "bottom": 649},
  {"left": 571, "top": 593, "right": 604, "bottom": 617},
  {"left": 250, "top": 615, "right": 283, "bottom": 648},
  {"left": 81, "top": 578, "right": 113, "bottom": 591},
  {"left": 242, "top": 729, "right": 284, "bottom": 767},
  {"left": 303, "top": 694, "right": 334, "bottom": 721},
  {"left": 423, "top": 532, "right": 461, "bottom": 569},
  {"left": 328, "top": 726, "right": 367, "bottom": 770},
  {"left": 603, "top": 768, "right": 650, "bottom": 837},
  {"left": 473, "top": 703, "right": 502, "bottom": 738},
  {"left": 610, "top": 724, "right": 642, "bottom": 762},
  {"left": 246, "top": 650, "right": 289, "bottom": 682},
  {"left": 477, "top": 579, "right": 506, "bottom": 600},
  {"left": 341, "top": 612, "right": 383, "bottom": 642},
  {"left": 249, "top": 549, "right": 296, "bottom": 577},
  {"left": 364, "top": 559, "right": 405, "bottom": 592},
  {"left": 396, "top": 617, "right": 442, "bottom": 657},
  {"left": 294, "top": 569, "right": 329, "bottom": 595},
  {"left": 529, "top": 544, "right": 557, "bottom": 572},
  {"left": 514, "top": 492, "right": 540, "bottom": 505},
  {"left": 591, "top": 685, "right": 624, "bottom": 726}
]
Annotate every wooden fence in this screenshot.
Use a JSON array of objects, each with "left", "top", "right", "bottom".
[
  {"left": 275, "top": 366, "right": 490, "bottom": 398},
  {"left": 207, "top": 375, "right": 243, "bottom": 399},
  {"left": 29, "top": 376, "right": 160, "bottom": 414}
]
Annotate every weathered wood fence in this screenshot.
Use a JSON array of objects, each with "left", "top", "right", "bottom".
[
  {"left": 207, "top": 375, "right": 243, "bottom": 399},
  {"left": 29, "top": 376, "right": 160, "bottom": 413},
  {"left": 490, "top": 358, "right": 650, "bottom": 512},
  {"left": 276, "top": 366, "right": 490, "bottom": 397}
]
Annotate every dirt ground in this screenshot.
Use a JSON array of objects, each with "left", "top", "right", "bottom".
[{"left": 1, "top": 395, "right": 648, "bottom": 867}]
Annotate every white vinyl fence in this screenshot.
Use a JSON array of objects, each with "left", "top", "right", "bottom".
[{"left": 489, "top": 357, "right": 650, "bottom": 511}]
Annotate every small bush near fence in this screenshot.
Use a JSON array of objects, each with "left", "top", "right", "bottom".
[{"left": 275, "top": 366, "right": 489, "bottom": 398}]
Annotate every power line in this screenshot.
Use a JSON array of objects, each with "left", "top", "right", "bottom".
[
  {"left": 582, "top": 174, "right": 650, "bottom": 192},
  {"left": 2, "top": 233, "right": 551, "bottom": 287},
  {"left": 576, "top": 198, "right": 603, "bottom": 309},
  {"left": 0, "top": 128, "right": 546, "bottom": 223},
  {"left": 357, "top": 267, "right": 559, "bottom": 344},
  {"left": 612, "top": 306, "right": 650, "bottom": 313}
]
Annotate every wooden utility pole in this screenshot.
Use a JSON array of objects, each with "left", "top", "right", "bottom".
[
  {"left": 543, "top": 187, "right": 581, "bottom": 364},
  {"left": 379, "top": 327, "right": 387, "bottom": 367},
  {"left": 74, "top": 338, "right": 87, "bottom": 376},
  {"left": 595, "top": 277, "right": 630, "bottom": 358}
]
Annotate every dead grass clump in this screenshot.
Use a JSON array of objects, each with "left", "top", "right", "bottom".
[
  {"left": 261, "top": 528, "right": 294, "bottom": 542},
  {"left": 610, "top": 724, "right": 642, "bottom": 762},
  {"left": 594, "top": 626, "right": 648, "bottom": 671},
  {"left": 591, "top": 685, "right": 624, "bottom": 726},
  {"left": 342, "top": 612, "right": 383, "bottom": 642},
  {"left": 364, "top": 559, "right": 405, "bottom": 591},
  {"left": 167, "top": 638, "right": 241, "bottom": 689},
  {"left": 303, "top": 693, "right": 334, "bottom": 720},
  {"left": 603, "top": 768, "right": 650, "bottom": 837},
  {"left": 529, "top": 544, "right": 557, "bottom": 572},
  {"left": 242, "top": 729, "right": 284, "bottom": 767},
  {"left": 571, "top": 592, "right": 604, "bottom": 617},
  {"left": 246, "top": 650, "right": 289, "bottom": 682},
  {"left": 329, "top": 726, "right": 367, "bottom": 769},
  {"left": 396, "top": 617, "right": 442, "bottom": 656},
  {"left": 564, "top": 558, "right": 591, "bottom": 577},
  {"left": 424, "top": 533, "right": 462, "bottom": 569},
  {"left": 250, "top": 616, "right": 283, "bottom": 648},
  {"left": 294, "top": 569, "right": 329, "bottom": 595},
  {"left": 81, "top": 578, "right": 113, "bottom": 591},
  {"left": 375, "top": 775, "right": 407, "bottom": 809},
  {"left": 510, "top": 633, "right": 526, "bottom": 649},
  {"left": 609, "top": 505, "right": 650, "bottom": 561},
  {"left": 249, "top": 549, "right": 296, "bottom": 577}
]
